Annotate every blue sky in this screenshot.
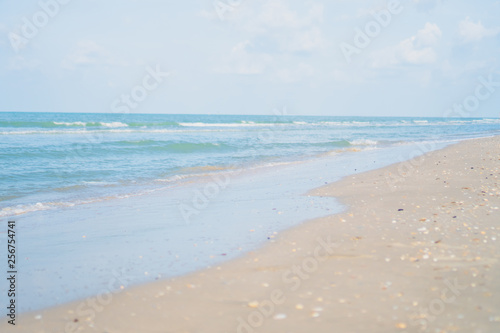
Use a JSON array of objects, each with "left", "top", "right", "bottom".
[{"left": 1, "top": 0, "right": 499, "bottom": 117}]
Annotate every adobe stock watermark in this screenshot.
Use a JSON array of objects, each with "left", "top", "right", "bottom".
[
  {"left": 443, "top": 72, "right": 500, "bottom": 118},
  {"left": 340, "top": 0, "right": 403, "bottom": 64},
  {"left": 178, "top": 107, "right": 289, "bottom": 224},
  {"left": 410, "top": 278, "right": 467, "bottom": 330},
  {"left": 213, "top": 0, "right": 244, "bottom": 21},
  {"left": 8, "top": 0, "right": 72, "bottom": 53},
  {"left": 111, "top": 65, "right": 170, "bottom": 113},
  {"left": 64, "top": 267, "right": 133, "bottom": 333},
  {"left": 236, "top": 236, "right": 339, "bottom": 333}
]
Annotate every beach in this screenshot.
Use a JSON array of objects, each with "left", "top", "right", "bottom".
[
  {"left": 2, "top": 1, "right": 500, "bottom": 331},
  {"left": 7, "top": 135, "right": 499, "bottom": 332}
]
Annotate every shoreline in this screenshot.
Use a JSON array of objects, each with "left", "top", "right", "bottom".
[
  {"left": 5, "top": 135, "right": 500, "bottom": 332},
  {"left": 7, "top": 138, "right": 453, "bottom": 313}
]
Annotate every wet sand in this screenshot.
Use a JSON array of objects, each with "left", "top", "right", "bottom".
[{"left": 6, "top": 136, "right": 500, "bottom": 333}]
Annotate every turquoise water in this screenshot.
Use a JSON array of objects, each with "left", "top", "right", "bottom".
[{"left": 1, "top": 112, "right": 499, "bottom": 218}]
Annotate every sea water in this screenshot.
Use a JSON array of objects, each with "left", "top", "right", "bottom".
[{"left": 0, "top": 112, "right": 499, "bottom": 312}]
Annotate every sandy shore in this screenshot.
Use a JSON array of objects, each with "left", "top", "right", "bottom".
[{"left": 6, "top": 136, "right": 500, "bottom": 333}]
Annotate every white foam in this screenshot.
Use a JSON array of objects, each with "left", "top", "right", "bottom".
[
  {"left": 81, "top": 181, "right": 116, "bottom": 186},
  {"left": 179, "top": 122, "right": 281, "bottom": 127},
  {"left": 318, "top": 121, "right": 343, "bottom": 126},
  {"left": 99, "top": 122, "right": 128, "bottom": 128},
  {"left": 473, "top": 118, "right": 500, "bottom": 124},
  {"left": 349, "top": 139, "right": 378, "bottom": 146},
  {"left": 0, "top": 202, "right": 58, "bottom": 217},
  {"left": 53, "top": 121, "right": 87, "bottom": 126},
  {"left": 0, "top": 189, "right": 160, "bottom": 218}
]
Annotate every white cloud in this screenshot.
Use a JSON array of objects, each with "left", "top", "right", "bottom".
[
  {"left": 371, "top": 22, "right": 442, "bottom": 67},
  {"left": 218, "top": 0, "right": 323, "bottom": 31},
  {"left": 273, "top": 62, "right": 315, "bottom": 83},
  {"left": 251, "top": 1, "right": 326, "bottom": 53},
  {"left": 416, "top": 22, "right": 442, "bottom": 46},
  {"left": 205, "top": 0, "right": 325, "bottom": 53},
  {"left": 397, "top": 38, "right": 437, "bottom": 64},
  {"left": 211, "top": 1, "right": 325, "bottom": 76},
  {"left": 331, "top": 68, "right": 364, "bottom": 84},
  {"left": 458, "top": 17, "right": 500, "bottom": 43},
  {"left": 62, "top": 40, "right": 128, "bottom": 70},
  {"left": 214, "top": 40, "right": 272, "bottom": 75},
  {"left": 286, "top": 27, "right": 325, "bottom": 52},
  {"left": 7, "top": 55, "right": 41, "bottom": 70}
]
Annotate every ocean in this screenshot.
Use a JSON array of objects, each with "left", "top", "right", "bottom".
[{"left": 1, "top": 111, "right": 499, "bottom": 312}]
